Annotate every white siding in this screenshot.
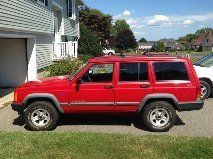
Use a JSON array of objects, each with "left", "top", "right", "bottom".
[
  {"left": 0, "top": 0, "right": 54, "bottom": 34},
  {"left": 36, "top": 34, "right": 53, "bottom": 69}
]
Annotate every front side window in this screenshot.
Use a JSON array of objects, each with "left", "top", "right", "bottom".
[
  {"left": 153, "top": 62, "right": 189, "bottom": 81},
  {"left": 120, "top": 63, "right": 148, "bottom": 82},
  {"left": 81, "top": 64, "right": 114, "bottom": 83}
]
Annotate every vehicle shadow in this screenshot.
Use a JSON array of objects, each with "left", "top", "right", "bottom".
[{"left": 13, "top": 113, "right": 185, "bottom": 131}]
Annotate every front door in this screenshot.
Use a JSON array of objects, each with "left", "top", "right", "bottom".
[
  {"left": 115, "top": 62, "right": 153, "bottom": 112},
  {"left": 69, "top": 63, "right": 115, "bottom": 112}
]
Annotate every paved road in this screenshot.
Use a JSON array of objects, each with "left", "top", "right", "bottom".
[{"left": 0, "top": 98, "right": 212, "bottom": 137}]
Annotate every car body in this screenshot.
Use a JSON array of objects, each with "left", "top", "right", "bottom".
[
  {"left": 193, "top": 54, "right": 213, "bottom": 100},
  {"left": 102, "top": 48, "right": 115, "bottom": 55},
  {"left": 12, "top": 55, "right": 203, "bottom": 132}
]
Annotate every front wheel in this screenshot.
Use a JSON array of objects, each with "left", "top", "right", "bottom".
[
  {"left": 24, "top": 101, "right": 59, "bottom": 131},
  {"left": 142, "top": 101, "right": 176, "bottom": 132},
  {"left": 200, "top": 80, "right": 211, "bottom": 100}
]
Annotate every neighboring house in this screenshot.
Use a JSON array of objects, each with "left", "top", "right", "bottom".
[
  {"left": 190, "top": 35, "right": 206, "bottom": 51},
  {"left": 202, "top": 34, "right": 213, "bottom": 52},
  {"left": 191, "top": 34, "right": 213, "bottom": 52},
  {"left": 0, "top": 0, "right": 84, "bottom": 88},
  {"left": 158, "top": 38, "right": 185, "bottom": 51},
  {"left": 138, "top": 41, "right": 157, "bottom": 51}
]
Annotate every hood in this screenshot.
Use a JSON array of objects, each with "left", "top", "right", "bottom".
[
  {"left": 193, "top": 65, "right": 213, "bottom": 82},
  {"left": 19, "top": 76, "right": 70, "bottom": 88}
]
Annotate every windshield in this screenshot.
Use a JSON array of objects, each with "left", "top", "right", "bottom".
[
  {"left": 194, "top": 54, "right": 213, "bottom": 67},
  {"left": 69, "top": 62, "right": 88, "bottom": 81}
]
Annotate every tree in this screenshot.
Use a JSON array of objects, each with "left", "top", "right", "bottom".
[
  {"left": 195, "top": 28, "right": 213, "bottom": 36},
  {"left": 178, "top": 34, "right": 197, "bottom": 49},
  {"left": 116, "top": 29, "right": 137, "bottom": 51},
  {"left": 156, "top": 42, "right": 165, "bottom": 52},
  {"left": 177, "top": 27, "right": 213, "bottom": 49},
  {"left": 78, "top": 25, "right": 102, "bottom": 56},
  {"left": 139, "top": 37, "right": 147, "bottom": 43},
  {"left": 79, "top": 6, "right": 112, "bottom": 42},
  {"left": 112, "top": 19, "right": 130, "bottom": 37}
]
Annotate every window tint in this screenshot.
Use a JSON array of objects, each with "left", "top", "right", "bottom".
[
  {"left": 153, "top": 62, "right": 189, "bottom": 81},
  {"left": 81, "top": 64, "right": 114, "bottom": 83},
  {"left": 120, "top": 63, "right": 148, "bottom": 81}
]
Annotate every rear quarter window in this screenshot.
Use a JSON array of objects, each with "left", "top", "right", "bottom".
[{"left": 153, "top": 62, "right": 189, "bottom": 81}]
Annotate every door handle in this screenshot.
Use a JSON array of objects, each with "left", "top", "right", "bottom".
[
  {"left": 140, "top": 84, "right": 150, "bottom": 88},
  {"left": 104, "top": 85, "right": 114, "bottom": 89}
]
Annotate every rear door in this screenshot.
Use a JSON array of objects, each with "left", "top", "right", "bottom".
[
  {"left": 114, "top": 62, "right": 153, "bottom": 112},
  {"left": 152, "top": 61, "right": 196, "bottom": 102}
]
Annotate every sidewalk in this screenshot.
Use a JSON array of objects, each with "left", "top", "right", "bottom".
[{"left": 0, "top": 90, "right": 14, "bottom": 109}]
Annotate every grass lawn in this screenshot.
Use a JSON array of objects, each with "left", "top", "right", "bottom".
[{"left": 0, "top": 132, "right": 212, "bottom": 159}]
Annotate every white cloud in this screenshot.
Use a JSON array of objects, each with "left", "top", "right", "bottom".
[
  {"left": 134, "top": 31, "right": 145, "bottom": 36},
  {"left": 123, "top": 10, "right": 131, "bottom": 16},
  {"left": 113, "top": 10, "right": 132, "bottom": 20},
  {"left": 147, "top": 15, "right": 170, "bottom": 26},
  {"left": 126, "top": 18, "right": 137, "bottom": 25},
  {"left": 183, "top": 19, "right": 194, "bottom": 25}
]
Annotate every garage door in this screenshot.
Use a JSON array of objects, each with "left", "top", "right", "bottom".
[{"left": 0, "top": 39, "right": 28, "bottom": 88}]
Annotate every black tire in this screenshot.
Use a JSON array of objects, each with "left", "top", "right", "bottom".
[
  {"left": 108, "top": 52, "right": 113, "bottom": 55},
  {"left": 24, "top": 101, "right": 59, "bottom": 131},
  {"left": 142, "top": 101, "right": 176, "bottom": 132},
  {"left": 200, "top": 80, "right": 211, "bottom": 101}
]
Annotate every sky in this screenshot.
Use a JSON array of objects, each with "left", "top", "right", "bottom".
[{"left": 83, "top": 0, "right": 213, "bottom": 41}]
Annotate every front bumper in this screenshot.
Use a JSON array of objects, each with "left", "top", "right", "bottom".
[
  {"left": 178, "top": 101, "right": 204, "bottom": 111},
  {"left": 11, "top": 103, "right": 25, "bottom": 115}
]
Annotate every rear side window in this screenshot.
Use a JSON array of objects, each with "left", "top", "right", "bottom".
[
  {"left": 153, "top": 62, "right": 189, "bottom": 81},
  {"left": 120, "top": 63, "right": 148, "bottom": 81}
]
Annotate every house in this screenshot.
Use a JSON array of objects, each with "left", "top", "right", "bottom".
[
  {"left": 190, "top": 35, "right": 206, "bottom": 51},
  {"left": 138, "top": 41, "right": 157, "bottom": 51},
  {"left": 158, "top": 38, "right": 185, "bottom": 51},
  {"left": 191, "top": 34, "right": 213, "bottom": 51},
  {"left": 201, "top": 34, "right": 213, "bottom": 52},
  {"left": 0, "top": 0, "right": 84, "bottom": 88}
]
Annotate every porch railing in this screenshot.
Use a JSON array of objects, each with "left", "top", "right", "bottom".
[{"left": 52, "top": 41, "right": 78, "bottom": 61}]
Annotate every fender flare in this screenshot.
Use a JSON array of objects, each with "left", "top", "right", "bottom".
[
  {"left": 137, "top": 93, "right": 179, "bottom": 112},
  {"left": 23, "top": 93, "right": 64, "bottom": 113}
]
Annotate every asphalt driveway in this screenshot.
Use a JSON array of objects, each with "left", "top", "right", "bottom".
[{"left": 0, "top": 98, "right": 212, "bottom": 137}]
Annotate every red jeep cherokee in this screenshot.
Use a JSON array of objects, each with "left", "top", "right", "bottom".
[{"left": 12, "top": 55, "right": 204, "bottom": 132}]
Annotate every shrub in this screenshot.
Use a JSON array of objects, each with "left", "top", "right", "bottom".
[
  {"left": 49, "top": 58, "right": 83, "bottom": 77},
  {"left": 78, "top": 54, "right": 93, "bottom": 63}
]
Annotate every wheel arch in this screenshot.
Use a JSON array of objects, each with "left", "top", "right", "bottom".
[
  {"left": 138, "top": 94, "right": 179, "bottom": 113},
  {"left": 199, "top": 77, "right": 213, "bottom": 90},
  {"left": 23, "top": 93, "right": 64, "bottom": 113}
]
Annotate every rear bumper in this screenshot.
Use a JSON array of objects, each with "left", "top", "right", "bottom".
[
  {"left": 178, "top": 101, "right": 204, "bottom": 111},
  {"left": 11, "top": 103, "right": 24, "bottom": 114}
]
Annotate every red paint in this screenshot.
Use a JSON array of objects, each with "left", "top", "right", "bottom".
[{"left": 14, "top": 55, "right": 201, "bottom": 113}]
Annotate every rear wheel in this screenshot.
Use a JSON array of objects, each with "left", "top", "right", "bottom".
[
  {"left": 24, "top": 101, "right": 59, "bottom": 131},
  {"left": 142, "top": 101, "right": 176, "bottom": 132},
  {"left": 200, "top": 80, "right": 211, "bottom": 100},
  {"left": 108, "top": 52, "right": 113, "bottom": 55}
]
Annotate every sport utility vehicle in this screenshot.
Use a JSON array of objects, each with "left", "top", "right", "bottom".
[{"left": 12, "top": 55, "right": 204, "bottom": 132}]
